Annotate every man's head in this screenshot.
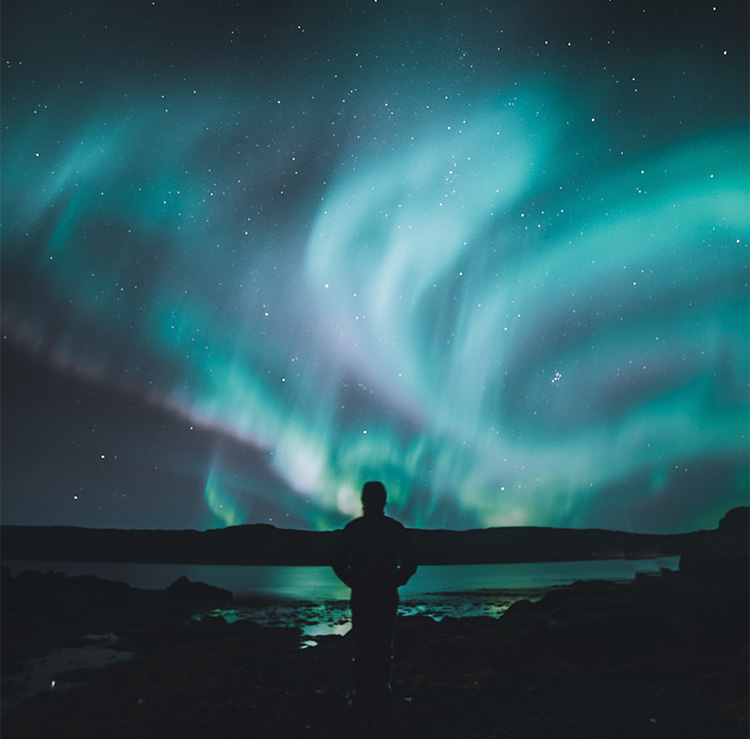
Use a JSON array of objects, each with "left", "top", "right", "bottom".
[{"left": 361, "top": 481, "right": 387, "bottom": 515}]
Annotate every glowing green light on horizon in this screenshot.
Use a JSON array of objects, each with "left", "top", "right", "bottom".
[
  {"left": 204, "top": 464, "right": 245, "bottom": 528},
  {"left": 3, "top": 62, "right": 747, "bottom": 533}
]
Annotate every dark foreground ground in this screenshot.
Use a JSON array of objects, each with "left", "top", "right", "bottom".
[{"left": 2, "top": 510, "right": 748, "bottom": 739}]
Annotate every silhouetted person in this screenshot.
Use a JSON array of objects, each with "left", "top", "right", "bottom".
[{"left": 332, "top": 481, "right": 418, "bottom": 717}]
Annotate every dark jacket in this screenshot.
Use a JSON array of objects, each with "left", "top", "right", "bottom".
[{"left": 332, "top": 513, "right": 418, "bottom": 591}]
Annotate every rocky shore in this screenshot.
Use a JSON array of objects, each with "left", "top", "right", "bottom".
[{"left": 2, "top": 508, "right": 747, "bottom": 738}]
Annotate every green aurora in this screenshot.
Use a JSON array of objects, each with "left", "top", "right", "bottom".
[{"left": 2, "top": 1, "right": 747, "bottom": 532}]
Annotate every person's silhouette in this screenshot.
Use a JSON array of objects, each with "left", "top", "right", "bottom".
[{"left": 332, "top": 481, "right": 418, "bottom": 716}]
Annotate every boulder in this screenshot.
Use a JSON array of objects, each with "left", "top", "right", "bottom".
[
  {"left": 165, "top": 576, "right": 232, "bottom": 601},
  {"left": 718, "top": 506, "right": 750, "bottom": 538},
  {"left": 680, "top": 507, "right": 749, "bottom": 580}
]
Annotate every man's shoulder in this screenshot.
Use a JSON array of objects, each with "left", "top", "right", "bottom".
[
  {"left": 378, "top": 515, "right": 410, "bottom": 536},
  {"left": 343, "top": 515, "right": 406, "bottom": 532},
  {"left": 343, "top": 516, "right": 361, "bottom": 529},
  {"left": 383, "top": 515, "right": 407, "bottom": 530}
]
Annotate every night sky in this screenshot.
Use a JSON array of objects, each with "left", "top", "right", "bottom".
[{"left": 2, "top": 1, "right": 748, "bottom": 534}]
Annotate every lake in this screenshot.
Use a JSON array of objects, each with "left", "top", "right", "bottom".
[
  {"left": 3, "top": 557, "right": 679, "bottom": 601},
  {"left": 1, "top": 556, "right": 681, "bottom": 712},
  {"left": 4, "top": 557, "right": 679, "bottom": 636}
]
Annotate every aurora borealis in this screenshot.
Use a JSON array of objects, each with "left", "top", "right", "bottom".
[{"left": 2, "top": 1, "right": 748, "bottom": 533}]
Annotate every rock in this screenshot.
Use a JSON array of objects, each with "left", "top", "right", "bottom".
[
  {"left": 719, "top": 506, "right": 750, "bottom": 538},
  {"left": 165, "top": 576, "right": 233, "bottom": 601},
  {"left": 680, "top": 507, "right": 749, "bottom": 580}
]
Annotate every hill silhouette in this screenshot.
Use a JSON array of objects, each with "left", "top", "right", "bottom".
[{"left": 1, "top": 521, "right": 702, "bottom": 565}]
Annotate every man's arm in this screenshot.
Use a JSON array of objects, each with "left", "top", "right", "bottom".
[
  {"left": 396, "top": 526, "right": 418, "bottom": 586},
  {"left": 332, "top": 527, "right": 355, "bottom": 588}
]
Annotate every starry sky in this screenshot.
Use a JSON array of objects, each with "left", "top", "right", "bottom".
[{"left": 2, "top": 0, "right": 748, "bottom": 534}]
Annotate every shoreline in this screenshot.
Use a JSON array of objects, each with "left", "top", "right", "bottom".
[
  {"left": 2, "top": 509, "right": 746, "bottom": 737},
  {"left": 0, "top": 555, "right": 681, "bottom": 603},
  {"left": 2, "top": 562, "right": 747, "bottom": 737}
]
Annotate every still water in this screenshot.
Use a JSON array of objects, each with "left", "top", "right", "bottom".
[
  {"left": 2, "top": 555, "right": 681, "bottom": 703},
  {"left": 4, "top": 557, "right": 679, "bottom": 602},
  {"left": 5, "top": 556, "right": 680, "bottom": 637}
]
